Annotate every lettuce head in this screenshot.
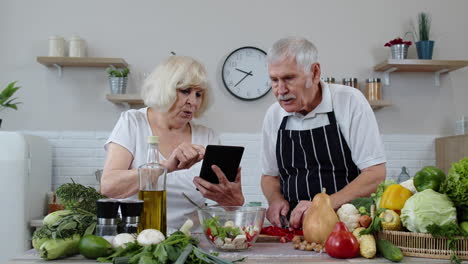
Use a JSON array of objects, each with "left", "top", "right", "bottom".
[
  {"left": 401, "top": 189, "right": 457, "bottom": 233},
  {"left": 440, "top": 157, "right": 468, "bottom": 207}
]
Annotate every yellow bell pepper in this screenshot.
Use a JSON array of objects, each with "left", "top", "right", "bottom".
[{"left": 379, "top": 184, "right": 412, "bottom": 211}]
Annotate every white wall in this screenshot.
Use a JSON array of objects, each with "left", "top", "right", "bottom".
[{"left": 1, "top": 0, "right": 468, "bottom": 135}]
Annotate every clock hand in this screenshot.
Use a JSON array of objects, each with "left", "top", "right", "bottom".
[
  {"left": 234, "top": 71, "right": 253, "bottom": 87},
  {"left": 235, "top": 68, "right": 253, "bottom": 76}
]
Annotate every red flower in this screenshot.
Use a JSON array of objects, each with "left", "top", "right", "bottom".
[{"left": 384, "top": 37, "right": 412, "bottom": 47}]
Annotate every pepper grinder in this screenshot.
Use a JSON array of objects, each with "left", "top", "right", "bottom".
[
  {"left": 119, "top": 199, "right": 144, "bottom": 234},
  {"left": 95, "top": 198, "right": 120, "bottom": 239}
]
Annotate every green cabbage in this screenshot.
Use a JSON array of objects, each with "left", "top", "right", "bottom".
[
  {"left": 440, "top": 157, "right": 468, "bottom": 207},
  {"left": 401, "top": 189, "right": 457, "bottom": 233}
]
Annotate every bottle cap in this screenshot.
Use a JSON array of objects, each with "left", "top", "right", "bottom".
[
  {"left": 96, "top": 198, "right": 120, "bottom": 219},
  {"left": 148, "top": 136, "right": 159, "bottom": 144},
  {"left": 120, "top": 199, "right": 144, "bottom": 217}
]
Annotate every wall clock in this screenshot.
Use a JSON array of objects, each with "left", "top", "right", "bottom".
[{"left": 221, "top": 47, "right": 271, "bottom": 101}]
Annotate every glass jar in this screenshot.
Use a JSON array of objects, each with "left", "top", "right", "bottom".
[
  {"left": 322, "top": 77, "right": 335, "bottom": 84},
  {"left": 366, "top": 78, "right": 381, "bottom": 101},
  {"left": 342, "top": 78, "right": 358, "bottom": 89}
]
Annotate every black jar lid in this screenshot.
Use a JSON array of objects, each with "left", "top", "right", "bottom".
[
  {"left": 96, "top": 198, "right": 120, "bottom": 219},
  {"left": 120, "top": 199, "right": 144, "bottom": 217}
]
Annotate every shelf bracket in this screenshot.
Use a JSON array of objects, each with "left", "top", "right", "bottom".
[
  {"left": 434, "top": 69, "right": 449, "bottom": 86},
  {"left": 52, "top": 64, "right": 63, "bottom": 78},
  {"left": 383, "top": 67, "right": 398, "bottom": 86}
]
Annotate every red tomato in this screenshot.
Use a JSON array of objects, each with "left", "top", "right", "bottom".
[{"left": 325, "top": 222, "right": 360, "bottom": 259}]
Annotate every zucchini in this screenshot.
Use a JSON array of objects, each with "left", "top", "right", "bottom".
[{"left": 376, "top": 239, "right": 403, "bottom": 262}]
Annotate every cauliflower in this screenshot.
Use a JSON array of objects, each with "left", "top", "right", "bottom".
[
  {"left": 400, "top": 179, "right": 417, "bottom": 193},
  {"left": 336, "top": 203, "right": 360, "bottom": 232}
]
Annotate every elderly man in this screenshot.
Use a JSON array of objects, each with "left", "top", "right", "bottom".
[{"left": 261, "top": 37, "right": 386, "bottom": 228}]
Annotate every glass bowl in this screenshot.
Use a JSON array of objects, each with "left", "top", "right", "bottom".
[{"left": 197, "top": 205, "right": 266, "bottom": 251}]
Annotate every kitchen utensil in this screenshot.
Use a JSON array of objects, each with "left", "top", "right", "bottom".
[
  {"left": 280, "top": 215, "right": 289, "bottom": 229},
  {"left": 182, "top": 192, "right": 204, "bottom": 210}
]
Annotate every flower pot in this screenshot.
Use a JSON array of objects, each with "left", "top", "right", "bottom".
[
  {"left": 416, "top": 40, "right": 434, "bottom": 60},
  {"left": 390, "top": 44, "right": 409, "bottom": 60},
  {"left": 109, "top": 77, "right": 128, "bottom": 94}
]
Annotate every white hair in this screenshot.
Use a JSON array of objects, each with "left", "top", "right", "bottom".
[
  {"left": 267, "top": 37, "right": 319, "bottom": 75},
  {"left": 141, "top": 56, "right": 210, "bottom": 118}
]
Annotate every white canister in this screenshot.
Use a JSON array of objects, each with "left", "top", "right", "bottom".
[
  {"left": 48, "top": 35, "right": 65, "bottom": 57},
  {"left": 69, "top": 35, "right": 86, "bottom": 57}
]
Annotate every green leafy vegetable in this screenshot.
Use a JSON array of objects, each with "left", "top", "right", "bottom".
[
  {"left": 97, "top": 231, "right": 243, "bottom": 264},
  {"left": 427, "top": 223, "right": 468, "bottom": 264},
  {"left": 349, "top": 197, "right": 374, "bottom": 215},
  {"left": 400, "top": 189, "right": 457, "bottom": 233},
  {"left": 440, "top": 157, "right": 468, "bottom": 208},
  {"left": 204, "top": 217, "right": 241, "bottom": 240},
  {"left": 55, "top": 179, "right": 105, "bottom": 213}
]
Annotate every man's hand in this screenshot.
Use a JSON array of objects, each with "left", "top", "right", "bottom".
[
  {"left": 161, "top": 143, "right": 205, "bottom": 173},
  {"left": 193, "top": 165, "right": 244, "bottom": 206},
  {"left": 289, "top": 200, "right": 312, "bottom": 228},
  {"left": 266, "top": 199, "right": 290, "bottom": 227}
]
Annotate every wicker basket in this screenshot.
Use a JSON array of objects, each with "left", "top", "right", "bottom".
[{"left": 378, "top": 230, "right": 468, "bottom": 260}]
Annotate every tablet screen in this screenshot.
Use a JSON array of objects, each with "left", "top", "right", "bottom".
[{"left": 199, "top": 145, "right": 244, "bottom": 184}]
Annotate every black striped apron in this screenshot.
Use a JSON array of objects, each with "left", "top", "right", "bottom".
[{"left": 275, "top": 111, "right": 360, "bottom": 211}]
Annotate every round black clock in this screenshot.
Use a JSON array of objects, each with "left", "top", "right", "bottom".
[{"left": 221, "top": 47, "right": 271, "bottom": 101}]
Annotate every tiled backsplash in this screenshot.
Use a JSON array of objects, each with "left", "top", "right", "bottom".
[{"left": 22, "top": 131, "right": 437, "bottom": 206}]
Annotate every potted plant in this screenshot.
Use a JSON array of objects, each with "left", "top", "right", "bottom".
[
  {"left": 410, "top": 12, "right": 434, "bottom": 59},
  {"left": 384, "top": 37, "right": 412, "bottom": 60},
  {"left": 106, "top": 67, "right": 130, "bottom": 94},
  {"left": 0, "top": 81, "right": 21, "bottom": 128}
]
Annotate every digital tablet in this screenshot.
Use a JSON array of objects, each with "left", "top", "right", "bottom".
[{"left": 199, "top": 145, "right": 244, "bottom": 184}]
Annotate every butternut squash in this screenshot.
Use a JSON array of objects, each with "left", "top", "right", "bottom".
[{"left": 302, "top": 188, "right": 339, "bottom": 244}]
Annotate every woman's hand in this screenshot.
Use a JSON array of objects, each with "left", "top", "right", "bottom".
[
  {"left": 193, "top": 165, "right": 244, "bottom": 206},
  {"left": 161, "top": 143, "right": 205, "bottom": 172}
]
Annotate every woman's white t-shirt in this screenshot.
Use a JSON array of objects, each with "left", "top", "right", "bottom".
[{"left": 104, "top": 107, "right": 220, "bottom": 231}]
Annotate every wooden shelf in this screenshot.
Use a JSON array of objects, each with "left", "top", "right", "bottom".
[
  {"left": 37, "top": 56, "right": 128, "bottom": 67},
  {"left": 106, "top": 94, "right": 143, "bottom": 105},
  {"left": 374, "top": 59, "right": 468, "bottom": 86},
  {"left": 369, "top": 100, "right": 391, "bottom": 110},
  {"left": 374, "top": 59, "right": 468, "bottom": 72}
]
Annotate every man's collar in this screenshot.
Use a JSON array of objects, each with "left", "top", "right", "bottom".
[{"left": 293, "top": 81, "right": 333, "bottom": 118}]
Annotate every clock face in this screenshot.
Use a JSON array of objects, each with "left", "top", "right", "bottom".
[{"left": 222, "top": 47, "right": 271, "bottom": 101}]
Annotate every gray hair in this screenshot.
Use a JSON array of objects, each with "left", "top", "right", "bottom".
[
  {"left": 267, "top": 37, "right": 319, "bottom": 74},
  {"left": 141, "top": 56, "right": 210, "bottom": 118}
]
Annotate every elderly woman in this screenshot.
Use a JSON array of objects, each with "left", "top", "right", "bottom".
[{"left": 101, "top": 56, "right": 244, "bottom": 230}]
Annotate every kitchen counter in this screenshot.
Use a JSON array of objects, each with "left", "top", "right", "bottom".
[{"left": 8, "top": 237, "right": 456, "bottom": 264}]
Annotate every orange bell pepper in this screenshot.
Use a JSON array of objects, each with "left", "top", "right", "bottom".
[{"left": 379, "top": 184, "right": 413, "bottom": 211}]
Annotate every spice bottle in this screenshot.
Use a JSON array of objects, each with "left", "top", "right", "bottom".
[
  {"left": 366, "top": 78, "right": 381, "bottom": 101},
  {"left": 322, "top": 77, "right": 335, "bottom": 84},
  {"left": 342, "top": 78, "right": 358, "bottom": 89}
]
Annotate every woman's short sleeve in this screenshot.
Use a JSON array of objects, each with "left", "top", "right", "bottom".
[{"left": 104, "top": 111, "right": 137, "bottom": 156}]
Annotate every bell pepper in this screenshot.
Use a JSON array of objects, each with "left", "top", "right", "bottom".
[
  {"left": 413, "top": 166, "right": 446, "bottom": 192},
  {"left": 379, "top": 184, "right": 413, "bottom": 211}
]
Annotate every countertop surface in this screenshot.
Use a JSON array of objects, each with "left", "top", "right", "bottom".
[{"left": 8, "top": 237, "right": 459, "bottom": 264}]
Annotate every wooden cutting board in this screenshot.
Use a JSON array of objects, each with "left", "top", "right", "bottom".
[
  {"left": 256, "top": 234, "right": 304, "bottom": 242},
  {"left": 256, "top": 234, "right": 283, "bottom": 242}
]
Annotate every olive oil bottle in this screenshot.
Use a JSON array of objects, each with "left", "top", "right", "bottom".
[{"left": 138, "top": 136, "right": 167, "bottom": 234}]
